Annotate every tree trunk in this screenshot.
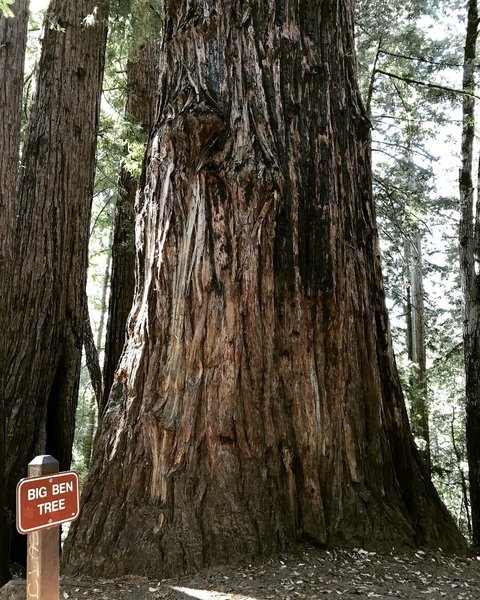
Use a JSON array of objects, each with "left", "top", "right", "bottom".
[
  {"left": 83, "top": 299, "right": 104, "bottom": 407},
  {"left": 100, "top": 168, "right": 136, "bottom": 412},
  {"left": 82, "top": 402, "right": 97, "bottom": 471},
  {"left": 102, "top": 40, "right": 159, "bottom": 411},
  {"left": 451, "top": 408, "right": 472, "bottom": 537},
  {"left": 406, "top": 230, "right": 431, "bottom": 472},
  {"left": 0, "top": 0, "right": 29, "bottom": 584},
  {"left": 83, "top": 234, "right": 112, "bottom": 466},
  {"left": 459, "top": 0, "right": 480, "bottom": 551},
  {"left": 5, "top": 0, "right": 108, "bottom": 564},
  {"left": 64, "top": 0, "right": 465, "bottom": 577}
]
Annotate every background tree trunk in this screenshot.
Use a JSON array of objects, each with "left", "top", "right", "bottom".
[
  {"left": 451, "top": 407, "right": 472, "bottom": 537},
  {"left": 83, "top": 299, "right": 104, "bottom": 407},
  {"left": 102, "top": 39, "right": 159, "bottom": 411},
  {"left": 406, "top": 230, "right": 431, "bottom": 472},
  {"left": 83, "top": 241, "right": 111, "bottom": 467},
  {"left": 5, "top": 0, "right": 108, "bottom": 565},
  {"left": 459, "top": 0, "right": 480, "bottom": 551},
  {"left": 64, "top": 0, "right": 465, "bottom": 577},
  {"left": 0, "top": 0, "right": 29, "bottom": 584}
]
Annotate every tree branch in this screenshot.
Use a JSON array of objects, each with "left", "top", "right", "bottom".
[
  {"left": 379, "top": 49, "right": 465, "bottom": 69},
  {"left": 376, "top": 69, "right": 480, "bottom": 99},
  {"left": 366, "top": 38, "right": 382, "bottom": 117}
]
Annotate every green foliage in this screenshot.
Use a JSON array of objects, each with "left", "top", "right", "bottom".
[
  {"left": 45, "top": 15, "right": 66, "bottom": 32},
  {"left": 430, "top": 369, "right": 470, "bottom": 535},
  {"left": 0, "top": 0, "right": 17, "bottom": 18},
  {"left": 109, "top": 0, "right": 162, "bottom": 55},
  {"left": 71, "top": 383, "right": 96, "bottom": 484},
  {"left": 122, "top": 121, "right": 146, "bottom": 177},
  {"left": 0, "top": 0, "right": 14, "bottom": 18}
]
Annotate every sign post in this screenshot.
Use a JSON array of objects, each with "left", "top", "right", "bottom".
[
  {"left": 16, "top": 456, "right": 80, "bottom": 600},
  {"left": 25, "top": 456, "right": 59, "bottom": 600}
]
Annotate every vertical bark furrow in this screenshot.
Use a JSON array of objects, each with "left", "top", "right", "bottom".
[{"left": 0, "top": 0, "right": 30, "bottom": 583}]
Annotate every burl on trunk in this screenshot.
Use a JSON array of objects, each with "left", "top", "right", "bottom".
[{"left": 64, "top": 0, "right": 465, "bottom": 577}]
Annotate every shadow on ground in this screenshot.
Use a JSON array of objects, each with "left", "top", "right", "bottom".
[{"left": 1, "top": 544, "right": 479, "bottom": 599}]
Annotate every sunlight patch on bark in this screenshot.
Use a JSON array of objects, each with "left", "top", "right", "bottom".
[
  {"left": 343, "top": 420, "right": 360, "bottom": 484},
  {"left": 145, "top": 415, "right": 169, "bottom": 503},
  {"left": 164, "top": 178, "right": 200, "bottom": 425}
]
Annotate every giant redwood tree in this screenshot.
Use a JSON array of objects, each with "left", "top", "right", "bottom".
[
  {"left": 4, "top": 0, "right": 108, "bottom": 563},
  {"left": 0, "top": 0, "right": 29, "bottom": 583},
  {"left": 64, "top": 0, "right": 465, "bottom": 576}
]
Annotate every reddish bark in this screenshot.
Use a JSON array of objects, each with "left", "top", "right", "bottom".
[{"left": 64, "top": 0, "right": 464, "bottom": 577}]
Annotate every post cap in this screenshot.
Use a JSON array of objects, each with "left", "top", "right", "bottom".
[{"left": 28, "top": 455, "right": 59, "bottom": 467}]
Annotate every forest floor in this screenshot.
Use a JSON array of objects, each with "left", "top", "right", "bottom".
[{"left": 1, "top": 544, "right": 479, "bottom": 599}]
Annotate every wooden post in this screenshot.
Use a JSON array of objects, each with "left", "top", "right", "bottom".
[{"left": 26, "top": 455, "right": 59, "bottom": 600}]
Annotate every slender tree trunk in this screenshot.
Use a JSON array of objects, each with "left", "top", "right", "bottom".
[
  {"left": 365, "top": 38, "right": 382, "bottom": 119},
  {"left": 451, "top": 408, "right": 472, "bottom": 537},
  {"left": 82, "top": 402, "right": 97, "bottom": 471},
  {"left": 101, "top": 170, "right": 136, "bottom": 412},
  {"left": 64, "top": 0, "right": 465, "bottom": 577},
  {"left": 84, "top": 225, "right": 113, "bottom": 410},
  {"left": 102, "top": 40, "right": 159, "bottom": 411},
  {"left": 96, "top": 227, "right": 113, "bottom": 356},
  {"left": 83, "top": 300, "right": 104, "bottom": 407},
  {"left": 0, "top": 0, "right": 29, "bottom": 584},
  {"left": 405, "top": 240, "right": 413, "bottom": 357},
  {"left": 5, "top": 0, "right": 108, "bottom": 564},
  {"left": 406, "top": 230, "right": 431, "bottom": 472},
  {"left": 82, "top": 231, "right": 112, "bottom": 466},
  {"left": 459, "top": 0, "right": 480, "bottom": 551}
]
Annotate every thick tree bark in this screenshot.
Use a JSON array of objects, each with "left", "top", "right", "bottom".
[
  {"left": 0, "top": 0, "right": 29, "bottom": 584},
  {"left": 64, "top": 0, "right": 465, "bottom": 577},
  {"left": 459, "top": 0, "right": 480, "bottom": 551},
  {"left": 102, "top": 40, "right": 159, "bottom": 411},
  {"left": 4, "top": 0, "right": 108, "bottom": 564}
]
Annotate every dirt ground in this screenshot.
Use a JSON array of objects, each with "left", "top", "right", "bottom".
[{"left": 1, "top": 544, "right": 479, "bottom": 599}]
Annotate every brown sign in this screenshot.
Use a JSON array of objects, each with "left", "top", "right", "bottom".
[{"left": 16, "top": 470, "right": 80, "bottom": 534}]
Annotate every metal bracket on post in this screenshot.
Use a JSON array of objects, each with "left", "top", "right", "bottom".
[{"left": 26, "top": 455, "right": 59, "bottom": 600}]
